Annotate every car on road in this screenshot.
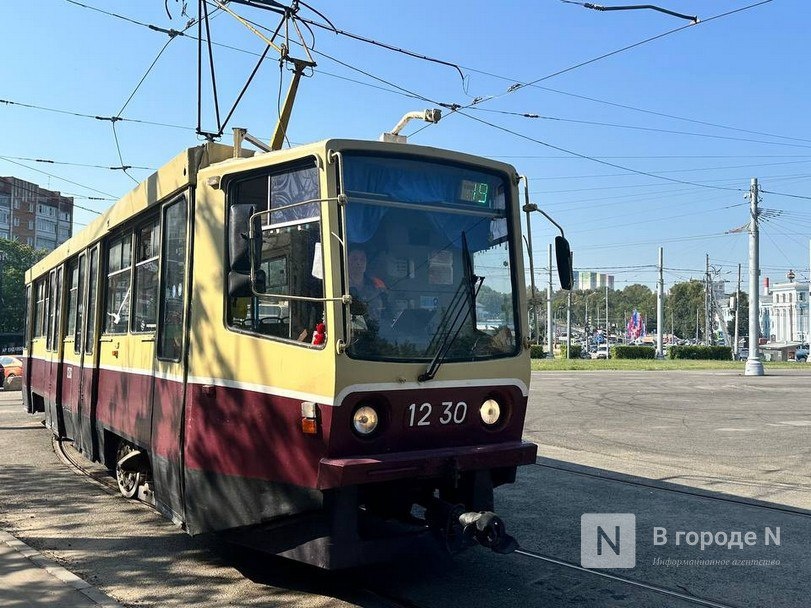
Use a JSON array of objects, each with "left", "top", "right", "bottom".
[
  {"left": 591, "top": 344, "right": 610, "bottom": 359},
  {"left": 0, "top": 356, "right": 23, "bottom": 391}
]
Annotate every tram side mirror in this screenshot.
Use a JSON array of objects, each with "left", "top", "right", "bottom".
[
  {"left": 228, "top": 269, "right": 265, "bottom": 297},
  {"left": 555, "top": 236, "right": 573, "bottom": 291},
  {"left": 227, "top": 204, "right": 266, "bottom": 296},
  {"left": 229, "top": 204, "right": 252, "bottom": 274}
]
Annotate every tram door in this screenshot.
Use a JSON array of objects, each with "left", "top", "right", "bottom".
[
  {"left": 60, "top": 254, "right": 86, "bottom": 443},
  {"left": 149, "top": 196, "right": 190, "bottom": 520},
  {"left": 76, "top": 246, "right": 101, "bottom": 458},
  {"left": 43, "top": 267, "right": 64, "bottom": 436}
]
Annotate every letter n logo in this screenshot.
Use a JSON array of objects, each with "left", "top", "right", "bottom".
[{"left": 581, "top": 513, "right": 636, "bottom": 568}]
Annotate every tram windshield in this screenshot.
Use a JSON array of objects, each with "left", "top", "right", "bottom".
[{"left": 342, "top": 153, "right": 519, "bottom": 362}]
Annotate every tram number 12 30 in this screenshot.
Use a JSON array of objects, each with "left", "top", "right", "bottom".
[{"left": 407, "top": 401, "right": 467, "bottom": 427}]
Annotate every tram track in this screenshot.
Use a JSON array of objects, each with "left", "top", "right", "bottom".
[
  {"left": 51, "top": 435, "right": 776, "bottom": 608},
  {"left": 53, "top": 437, "right": 122, "bottom": 498},
  {"left": 513, "top": 548, "right": 744, "bottom": 608},
  {"left": 532, "top": 461, "right": 811, "bottom": 518}
]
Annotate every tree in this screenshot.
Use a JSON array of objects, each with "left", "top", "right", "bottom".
[
  {"left": 727, "top": 290, "right": 749, "bottom": 340},
  {"left": 666, "top": 280, "right": 705, "bottom": 340},
  {"left": 0, "top": 239, "right": 46, "bottom": 334}
]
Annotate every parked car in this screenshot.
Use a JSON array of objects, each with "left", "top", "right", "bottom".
[
  {"left": 591, "top": 344, "right": 610, "bottom": 360},
  {"left": 796, "top": 344, "right": 809, "bottom": 363},
  {"left": 0, "top": 356, "right": 23, "bottom": 391}
]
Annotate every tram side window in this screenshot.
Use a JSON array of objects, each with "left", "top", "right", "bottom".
[
  {"left": 157, "top": 199, "right": 187, "bottom": 361},
  {"left": 66, "top": 256, "right": 86, "bottom": 353},
  {"left": 75, "top": 254, "right": 86, "bottom": 353},
  {"left": 86, "top": 248, "right": 99, "bottom": 354},
  {"left": 227, "top": 163, "right": 325, "bottom": 345},
  {"left": 133, "top": 218, "right": 160, "bottom": 333},
  {"left": 46, "top": 270, "right": 60, "bottom": 351},
  {"left": 24, "top": 285, "right": 31, "bottom": 345},
  {"left": 66, "top": 260, "right": 79, "bottom": 341},
  {"left": 34, "top": 280, "right": 46, "bottom": 338},
  {"left": 104, "top": 234, "right": 133, "bottom": 334}
]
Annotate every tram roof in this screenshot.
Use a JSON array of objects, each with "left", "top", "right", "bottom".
[{"left": 27, "top": 139, "right": 517, "bottom": 281}]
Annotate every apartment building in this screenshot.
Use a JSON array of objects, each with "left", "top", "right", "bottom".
[
  {"left": 574, "top": 271, "right": 615, "bottom": 291},
  {"left": 0, "top": 176, "right": 73, "bottom": 251}
]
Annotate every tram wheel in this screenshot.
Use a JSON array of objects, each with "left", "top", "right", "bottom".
[{"left": 115, "top": 442, "right": 143, "bottom": 499}]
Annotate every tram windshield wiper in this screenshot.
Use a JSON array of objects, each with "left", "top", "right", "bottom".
[{"left": 419, "top": 233, "right": 483, "bottom": 382}]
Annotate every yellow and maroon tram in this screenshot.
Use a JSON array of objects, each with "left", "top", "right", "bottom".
[{"left": 23, "top": 137, "right": 560, "bottom": 568}]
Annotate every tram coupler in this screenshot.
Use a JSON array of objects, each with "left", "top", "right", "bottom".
[{"left": 425, "top": 498, "right": 519, "bottom": 555}]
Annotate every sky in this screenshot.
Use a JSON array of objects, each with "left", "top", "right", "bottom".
[{"left": 2, "top": 0, "right": 810, "bottom": 294}]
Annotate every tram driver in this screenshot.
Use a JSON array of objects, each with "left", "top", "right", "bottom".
[{"left": 347, "top": 246, "right": 388, "bottom": 331}]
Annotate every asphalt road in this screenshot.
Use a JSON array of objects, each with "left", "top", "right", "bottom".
[
  {"left": 524, "top": 369, "right": 811, "bottom": 509},
  {"left": 0, "top": 371, "right": 808, "bottom": 608}
]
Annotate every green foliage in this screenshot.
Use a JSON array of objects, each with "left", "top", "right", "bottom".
[
  {"left": 559, "top": 343, "right": 581, "bottom": 358},
  {"left": 530, "top": 344, "right": 545, "bottom": 359},
  {"left": 667, "top": 280, "right": 705, "bottom": 341},
  {"left": 0, "top": 239, "right": 47, "bottom": 334},
  {"left": 668, "top": 345, "right": 733, "bottom": 360},
  {"left": 613, "top": 346, "right": 656, "bottom": 359},
  {"left": 727, "top": 290, "right": 749, "bottom": 338}
]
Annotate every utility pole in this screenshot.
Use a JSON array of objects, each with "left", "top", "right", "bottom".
[
  {"left": 746, "top": 178, "right": 765, "bottom": 375},
  {"left": 605, "top": 285, "right": 609, "bottom": 338},
  {"left": 522, "top": 183, "right": 540, "bottom": 345},
  {"left": 695, "top": 307, "right": 700, "bottom": 343},
  {"left": 566, "top": 289, "right": 572, "bottom": 359},
  {"left": 733, "top": 263, "right": 741, "bottom": 358},
  {"left": 705, "top": 254, "right": 711, "bottom": 346},
  {"left": 656, "top": 247, "right": 664, "bottom": 359},
  {"left": 547, "top": 243, "right": 554, "bottom": 359}
]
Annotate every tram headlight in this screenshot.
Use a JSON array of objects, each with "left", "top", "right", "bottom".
[
  {"left": 352, "top": 405, "right": 379, "bottom": 436},
  {"left": 479, "top": 399, "right": 501, "bottom": 426}
]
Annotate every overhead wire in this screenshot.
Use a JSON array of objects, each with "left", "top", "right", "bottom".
[
  {"left": 470, "top": 108, "right": 811, "bottom": 151},
  {"left": 0, "top": 98, "right": 195, "bottom": 132},
  {"left": 0, "top": 154, "right": 153, "bottom": 172},
  {"left": 51, "top": 0, "right": 803, "bottom": 251},
  {"left": 0, "top": 156, "right": 117, "bottom": 200}
]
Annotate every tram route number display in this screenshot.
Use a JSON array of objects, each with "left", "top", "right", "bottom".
[{"left": 407, "top": 401, "right": 467, "bottom": 427}]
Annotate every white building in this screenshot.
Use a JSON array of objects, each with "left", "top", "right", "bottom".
[{"left": 759, "top": 271, "right": 810, "bottom": 343}]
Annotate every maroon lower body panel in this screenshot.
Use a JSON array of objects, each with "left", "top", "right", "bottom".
[
  {"left": 96, "top": 368, "right": 153, "bottom": 447},
  {"left": 317, "top": 441, "right": 537, "bottom": 489}
]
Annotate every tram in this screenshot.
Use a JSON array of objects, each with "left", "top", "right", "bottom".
[{"left": 23, "top": 133, "right": 571, "bottom": 568}]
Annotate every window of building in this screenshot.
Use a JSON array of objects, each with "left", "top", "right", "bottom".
[
  {"left": 35, "top": 236, "right": 56, "bottom": 250},
  {"left": 13, "top": 217, "right": 19, "bottom": 227},
  {"left": 37, "top": 218, "right": 56, "bottom": 233},
  {"left": 0, "top": 230, "right": 8, "bottom": 240},
  {"left": 28, "top": 220, "right": 34, "bottom": 230},
  {"left": 13, "top": 200, "right": 20, "bottom": 209},
  {"left": 104, "top": 233, "right": 132, "bottom": 334},
  {"left": 133, "top": 217, "right": 160, "bottom": 333},
  {"left": 26, "top": 237, "right": 33, "bottom": 246}
]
